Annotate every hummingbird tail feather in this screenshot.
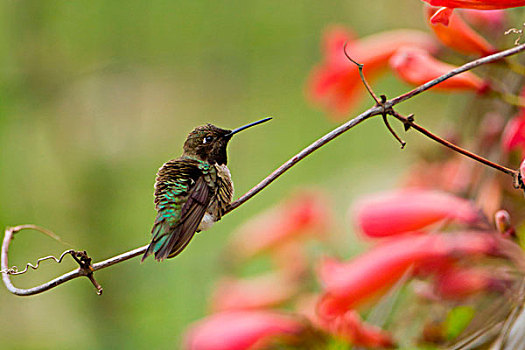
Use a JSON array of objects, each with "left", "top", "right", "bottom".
[{"left": 141, "top": 234, "right": 169, "bottom": 262}]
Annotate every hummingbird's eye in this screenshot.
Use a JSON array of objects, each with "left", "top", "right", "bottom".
[{"left": 203, "top": 136, "right": 213, "bottom": 144}]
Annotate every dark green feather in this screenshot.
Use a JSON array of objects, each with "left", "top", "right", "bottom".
[{"left": 142, "top": 157, "right": 215, "bottom": 261}]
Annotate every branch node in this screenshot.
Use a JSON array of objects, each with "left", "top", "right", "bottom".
[
  {"left": 512, "top": 171, "right": 525, "bottom": 191},
  {"left": 71, "top": 250, "right": 103, "bottom": 295},
  {"left": 404, "top": 114, "right": 415, "bottom": 132}
]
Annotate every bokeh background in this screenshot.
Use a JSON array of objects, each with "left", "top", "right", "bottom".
[{"left": 0, "top": 1, "right": 450, "bottom": 348}]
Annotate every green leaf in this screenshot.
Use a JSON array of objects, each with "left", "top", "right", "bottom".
[
  {"left": 326, "top": 338, "right": 352, "bottom": 350},
  {"left": 445, "top": 306, "right": 475, "bottom": 340}
]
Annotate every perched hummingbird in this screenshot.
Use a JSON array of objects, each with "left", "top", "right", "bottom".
[{"left": 142, "top": 117, "right": 272, "bottom": 261}]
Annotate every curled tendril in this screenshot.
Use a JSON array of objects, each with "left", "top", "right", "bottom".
[
  {"left": 0, "top": 249, "right": 76, "bottom": 275},
  {"left": 505, "top": 25, "right": 525, "bottom": 46}
]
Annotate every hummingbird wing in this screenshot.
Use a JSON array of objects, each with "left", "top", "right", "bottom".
[{"left": 142, "top": 159, "right": 212, "bottom": 261}]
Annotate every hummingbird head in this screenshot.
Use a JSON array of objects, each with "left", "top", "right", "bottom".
[{"left": 183, "top": 117, "right": 272, "bottom": 165}]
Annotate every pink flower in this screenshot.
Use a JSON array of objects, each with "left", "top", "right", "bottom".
[
  {"left": 502, "top": 110, "right": 525, "bottom": 154},
  {"left": 435, "top": 267, "right": 508, "bottom": 299},
  {"left": 426, "top": 6, "right": 496, "bottom": 56},
  {"left": 461, "top": 9, "right": 506, "bottom": 29},
  {"left": 210, "top": 272, "right": 299, "bottom": 312},
  {"left": 229, "top": 191, "right": 331, "bottom": 260},
  {"left": 389, "top": 46, "right": 488, "bottom": 92},
  {"left": 317, "top": 232, "right": 502, "bottom": 318},
  {"left": 183, "top": 311, "right": 305, "bottom": 350},
  {"left": 352, "top": 189, "right": 482, "bottom": 238},
  {"left": 308, "top": 27, "right": 436, "bottom": 119}
]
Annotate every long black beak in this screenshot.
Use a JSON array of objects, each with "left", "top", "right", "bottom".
[{"left": 225, "top": 117, "right": 272, "bottom": 137}]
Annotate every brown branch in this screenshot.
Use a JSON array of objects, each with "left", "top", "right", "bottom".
[
  {"left": 389, "top": 111, "right": 519, "bottom": 178},
  {"left": 3, "top": 43, "right": 525, "bottom": 297},
  {"left": 387, "top": 43, "right": 525, "bottom": 107},
  {"left": 2, "top": 225, "right": 104, "bottom": 296}
]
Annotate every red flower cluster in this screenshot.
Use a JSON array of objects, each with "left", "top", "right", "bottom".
[
  {"left": 306, "top": 2, "right": 512, "bottom": 119},
  {"left": 307, "top": 28, "right": 437, "bottom": 119},
  {"left": 181, "top": 184, "right": 523, "bottom": 348},
  {"left": 425, "top": 6, "right": 496, "bottom": 55},
  {"left": 183, "top": 190, "right": 335, "bottom": 349}
]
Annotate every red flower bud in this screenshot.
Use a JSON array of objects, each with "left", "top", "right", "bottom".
[
  {"left": 495, "top": 209, "right": 512, "bottom": 235},
  {"left": 389, "top": 46, "right": 488, "bottom": 92},
  {"left": 353, "top": 189, "right": 482, "bottom": 238},
  {"left": 426, "top": 6, "right": 496, "bottom": 56},
  {"left": 501, "top": 109, "right": 525, "bottom": 155},
  {"left": 183, "top": 311, "right": 305, "bottom": 350}
]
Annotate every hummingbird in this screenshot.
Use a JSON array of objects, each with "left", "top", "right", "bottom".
[{"left": 142, "top": 117, "right": 272, "bottom": 262}]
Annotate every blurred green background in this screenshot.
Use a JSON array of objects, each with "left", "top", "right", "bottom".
[{"left": 0, "top": 1, "right": 448, "bottom": 348}]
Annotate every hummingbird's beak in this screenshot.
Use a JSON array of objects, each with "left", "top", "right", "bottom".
[{"left": 225, "top": 117, "right": 272, "bottom": 137}]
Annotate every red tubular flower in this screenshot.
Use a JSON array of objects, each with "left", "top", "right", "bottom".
[
  {"left": 308, "top": 27, "right": 436, "bottom": 119},
  {"left": 210, "top": 272, "right": 299, "bottom": 312},
  {"left": 229, "top": 191, "right": 330, "bottom": 260},
  {"left": 426, "top": 6, "right": 496, "bottom": 56},
  {"left": 322, "top": 311, "right": 395, "bottom": 348},
  {"left": 389, "top": 46, "right": 488, "bottom": 92},
  {"left": 502, "top": 112, "right": 525, "bottom": 155},
  {"left": 317, "top": 232, "right": 501, "bottom": 318},
  {"left": 435, "top": 267, "right": 508, "bottom": 299},
  {"left": 421, "top": 0, "right": 525, "bottom": 10},
  {"left": 353, "top": 189, "right": 482, "bottom": 238},
  {"left": 461, "top": 9, "right": 506, "bottom": 30},
  {"left": 183, "top": 311, "right": 305, "bottom": 350}
]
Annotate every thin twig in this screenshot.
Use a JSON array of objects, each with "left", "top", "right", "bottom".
[
  {"left": 382, "top": 114, "right": 406, "bottom": 149},
  {"left": 389, "top": 111, "right": 518, "bottom": 178},
  {"left": 343, "top": 42, "right": 380, "bottom": 104},
  {"left": 3, "top": 43, "right": 525, "bottom": 297}
]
